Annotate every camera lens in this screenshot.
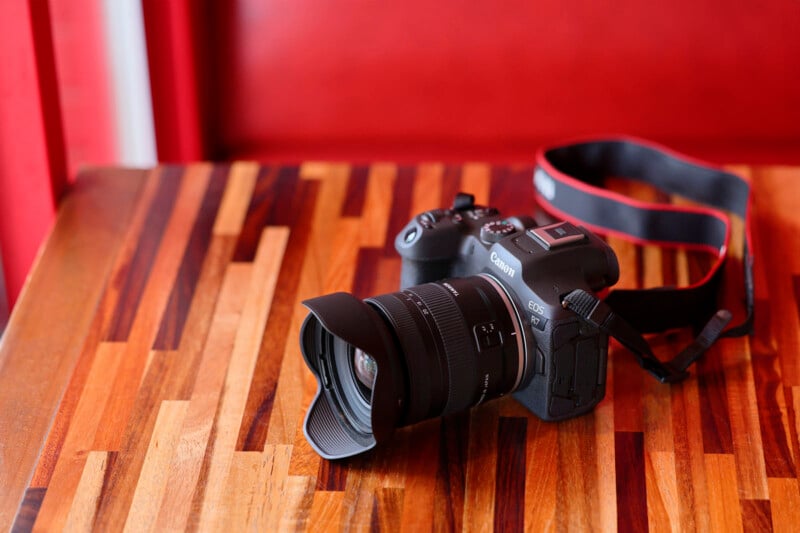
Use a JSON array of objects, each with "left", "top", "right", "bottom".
[
  {"left": 300, "top": 274, "right": 532, "bottom": 459},
  {"left": 367, "top": 275, "right": 529, "bottom": 426},
  {"left": 353, "top": 348, "right": 377, "bottom": 395},
  {"left": 330, "top": 337, "right": 371, "bottom": 433},
  {"left": 300, "top": 294, "right": 405, "bottom": 459}
]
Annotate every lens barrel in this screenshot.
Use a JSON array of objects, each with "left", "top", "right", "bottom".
[
  {"left": 300, "top": 274, "right": 530, "bottom": 460},
  {"left": 368, "top": 275, "right": 526, "bottom": 425}
]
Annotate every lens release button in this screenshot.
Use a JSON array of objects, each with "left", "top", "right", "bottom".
[{"left": 473, "top": 321, "right": 502, "bottom": 351}]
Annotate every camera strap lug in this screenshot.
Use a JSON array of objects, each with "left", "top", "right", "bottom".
[{"left": 563, "top": 289, "right": 732, "bottom": 383}]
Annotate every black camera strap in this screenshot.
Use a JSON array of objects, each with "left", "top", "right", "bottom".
[{"left": 533, "top": 138, "right": 753, "bottom": 383}]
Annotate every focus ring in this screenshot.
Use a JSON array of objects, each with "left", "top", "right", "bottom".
[
  {"left": 367, "top": 294, "right": 434, "bottom": 424},
  {"left": 407, "top": 283, "right": 478, "bottom": 414}
]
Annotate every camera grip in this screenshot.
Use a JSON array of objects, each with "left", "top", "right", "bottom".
[{"left": 514, "top": 319, "right": 608, "bottom": 421}]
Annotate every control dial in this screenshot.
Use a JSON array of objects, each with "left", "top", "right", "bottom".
[
  {"left": 480, "top": 220, "right": 516, "bottom": 243},
  {"left": 418, "top": 208, "right": 454, "bottom": 229}
]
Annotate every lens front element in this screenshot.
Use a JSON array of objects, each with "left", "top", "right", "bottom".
[{"left": 353, "top": 348, "right": 378, "bottom": 396}]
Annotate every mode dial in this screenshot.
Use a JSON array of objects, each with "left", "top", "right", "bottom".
[{"left": 480, "top": 220, "right": 516, "bottom": 243}]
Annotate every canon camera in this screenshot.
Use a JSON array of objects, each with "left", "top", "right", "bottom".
[{"left": 299, "top": 193, "right": 619, "bottom": 459}]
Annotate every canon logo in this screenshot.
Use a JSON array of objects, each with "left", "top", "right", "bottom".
[{"left": 490, "top": 251, "right": 516, "bottom": 278}]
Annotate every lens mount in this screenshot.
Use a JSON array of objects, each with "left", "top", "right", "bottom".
[{"left": 477, "top": 273, "right": 527, "bottom": 392}]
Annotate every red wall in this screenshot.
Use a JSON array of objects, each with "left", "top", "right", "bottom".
[
  {"left": 4, "top": 1, "right": 800, "bottom": 311},
  {"left": 0, "top": 2, "right": 62, "bottom": 307},
  {"left": 0, "top": 0, "right": 116, "bottom": 308},
  {"left": 188, "top": 1, "right": 800, "bottom": 162}
]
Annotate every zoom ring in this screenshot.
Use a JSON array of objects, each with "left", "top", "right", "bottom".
[
  {"left": 367, "top": 293, "right": 434, "bottom": 424},
  {"left": 407, "top": 283, "right": 478, "bottom": 415}
]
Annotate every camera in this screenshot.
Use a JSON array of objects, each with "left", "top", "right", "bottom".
[{"left": 299, "top": 193, "right": 620, "bottom": 459}]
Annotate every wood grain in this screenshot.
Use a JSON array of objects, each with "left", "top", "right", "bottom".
[
  {"left": 2, "top": 162, "right": 800, "bottom": 532},
  {"left": 0, "top": 167, "right": 146, "bottom": 530}
]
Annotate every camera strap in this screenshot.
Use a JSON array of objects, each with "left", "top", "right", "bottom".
[{"left": 533, "top": 137, "right": 753, "bottom": 382}]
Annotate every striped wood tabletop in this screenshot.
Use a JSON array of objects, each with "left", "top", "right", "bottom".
[{"left": 1, "top": 162, "right": 798, "bottom": 532}]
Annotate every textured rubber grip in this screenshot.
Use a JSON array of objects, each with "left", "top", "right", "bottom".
[{"left": 407, "top": 283, "right": 478, "bottom": 414}]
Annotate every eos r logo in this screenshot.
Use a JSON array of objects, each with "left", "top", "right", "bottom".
[
  {"left": 490, "top": 252, "right": 516, "bottom": 278},
  {"left": 534, "top": 169, "right": 556, "bottom": 201},
  {"left": 528, "top": 300, "right": 545, "bottom": 315}
]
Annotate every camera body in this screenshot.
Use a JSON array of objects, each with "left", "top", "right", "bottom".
[{"left": 395, "top": 194, "right": 620, "bottom": 420}]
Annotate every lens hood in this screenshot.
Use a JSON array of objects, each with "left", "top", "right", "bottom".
[{"left": 300, "top": 293, "right": 404, "bottom": 460}]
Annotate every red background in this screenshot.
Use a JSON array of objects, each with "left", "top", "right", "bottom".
[
  {"left": 168, "top": 0, "right": 800, "bottom": 163},
  {"left": 3, "top": 0, "right": 800, "bottom": 309}
]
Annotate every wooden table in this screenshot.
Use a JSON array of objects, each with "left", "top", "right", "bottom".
[{"left": 1, "top": 162, "right": 799, "bottom": 532}]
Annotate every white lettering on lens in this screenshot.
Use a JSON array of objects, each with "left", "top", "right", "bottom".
[
  {"left": 490, "top": 251, "right": 515, "bottom": 278},
  {"left": 476, "top": 373, "right": 490, "bottom": 405},
  {"left": 443, "top": 282, "right": 460, "bottom": 297}
]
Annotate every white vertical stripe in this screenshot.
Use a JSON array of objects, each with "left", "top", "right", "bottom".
[
  {"left": 100, "top": 0, "right": 158, "bottom": 166},
  {"left": 0, "top": 246, "right": 8, "bottom": 337}
]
